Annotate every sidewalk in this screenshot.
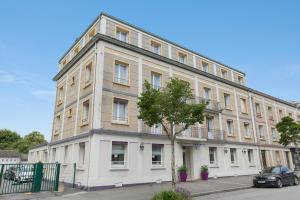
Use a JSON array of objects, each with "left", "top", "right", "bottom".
[{"left": 1, "top": 175, "right": 253, "bottom": 200}]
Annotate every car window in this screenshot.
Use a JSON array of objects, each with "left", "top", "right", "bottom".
[
  {"left": 263, "top": 167, "right": 281, "bottom": 174},
  {"left": 281, "top": 167, "right": 289, "bottom": 173}
]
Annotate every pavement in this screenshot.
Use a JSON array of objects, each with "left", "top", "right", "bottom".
[
  {"left": 194, "top": 185, "right": 300, "bottom": 200},
  {"left": 0, "top": 175, "right": 253, "bottom": 200}
]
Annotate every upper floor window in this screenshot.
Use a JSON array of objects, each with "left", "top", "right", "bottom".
[
  {"left": 113, "top": 98, "right": 128, "bottom": 123},
  {"left": 67, "top": 108, "right": 73, "bottom": 119},
  {"left": 279, "top": 109, "right": 283, "bottom": 119},
  {"left": 78, "top": 142, "right": 85, "bottom": 168},
  {"left": 73, "top": 46, "right": 80, "bottom": 56},
  {"left": 271, "top": 128, "right": 277, "bottom": 140},
  {"left": 202, "top": 61, "right": 209, "bottom": 72},
  {"left": 221, "top": 69, "right": 228, "bottom": 79},
  {"left": 209, "top": 147, "right": 217, "bottom": 165},
  {"left": 226, "top": 120, "right": 234, "bottom": 136},
  {"left": 111, "top": 142, "right": 127, "bottom": 168},
  {"left": 116, "top": 27, "right": 129, "bottom": 43},
  {"left": 82, "top": 100, "right": 90, "bottom": 125},
  {"left": 114, "top": 61, "right": 129, "bottom": 85},
  {"left": 54, "top": 115, "right": 61, "bottom": 134},
  {"left": 268, "top": 106, "right": 274, "bottom": 120},
  {"left": 85, "top": 63, "right": 92, "bottom": 85},
  {"left": 240, "top": 98, "right": 247, "bottom": 113},
  {"left": 151, "top": 72, "right": 162, "bottom": 89},
  {"left": 152, "top": 144, "right": 163, "bottom": 166},
  {"left": 151, "top": 124, "right": 162, "bottom": 134},
  {"left": 258, "top": 125, "right": 264, "bottom": 139},
  {"left": 178, "top": 52, "right": 187, "bottom": 64},
  {"left": 151, "top": 41, "right": 161, "bottom": 54},
  {"left": 88, "top": 28, "right": 96, "bottom": 40},
  {"left": 244, "top": 122, "right": 251, "bottom": 138},
  {"left": 255, "top": 103, "right": 261, "bottom": 117},
  {"left": 238, "top": 76, "right": 244, "bottom": 84},
  {"left": 62, "top": 59, "right": 67, "bottom": 67},
  {"left": 230, "top": 148, "right": 238, "bottom": 165},
  {"left": 224, "top": 93, "right": 231, "bottom": 110},
  {"left": 288, "top": 112, "right": 293, "bottom": 118},
  {"left": 57, "top": 86, "right": 64, "bottom": 105},
  {"left": 204, "top": 88, "right": 212, "bottom": 109}
]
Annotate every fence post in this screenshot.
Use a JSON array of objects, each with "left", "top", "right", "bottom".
[
  {"left": 0, "top": 165, "right": 4, "bottom": 190},
  {"left": 32, "top": 162, "right": 43, "bottom": 193},
  {"left": 54, "top": 162, "right": 60, "bottom": 191},
  {"left": 73, "top": 163, "right": 76, "bottom": 188}
]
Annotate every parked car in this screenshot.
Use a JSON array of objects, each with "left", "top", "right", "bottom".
[
  {"left": 14, "top": 167, "right": 34, "bottom": 183},
  {"left": 3, "top": 167, "right": 17, "bottom": 180},
  {"left": 253, "top": 165, "right": 299, "bottom": 188}
]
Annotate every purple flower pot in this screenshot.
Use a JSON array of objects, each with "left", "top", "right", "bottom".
[
  {"left": 201, "top": 172, "right": 209, "bottom": 180},
  {"left": 179, "top": 172, "right": 188, "bottom": 182}
]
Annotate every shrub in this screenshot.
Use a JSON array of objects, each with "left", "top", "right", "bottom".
[
  {"left": 152, "top": 190, "right": 184, "bottom": 200},
  {"left": 201, "top": 165, "right": 208, "bottom": 173},
  {"left": 178, "top": 165, "right": 188, "bottom": 173},
  {"left": 175, "top": 187, "right": 192, "bottom": 200}
]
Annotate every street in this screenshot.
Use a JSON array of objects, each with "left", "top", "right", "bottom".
[{"left": 194, "top": 186, "right": 300, "bottom": 200}]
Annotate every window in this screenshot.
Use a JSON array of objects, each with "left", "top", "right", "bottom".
[
  {"left": 275, "top": 151, "right": 281, "bottom": 165},
  {"left": 73, "top": 46, "right": 80, "bottom": 55},
  {"left": 111, "top": 142, "right": 127, "bottom": 167},
  {"left": 64, "top": 145, "right": 68, "bottom": 163},
  {"left": 151, "top": 72, "right": 162, "bottom": 89},
  {"left": 78, "top": 142, "right": 85, "bottom": 168},
  {"left": 152, "top": 144, "right": 163, "bottom": 166},
  {"left": 206, "top": 117, "right": 214, "bottom": 139},
  {"left": 247, "top": 149, "right": 254, "bottom": 164},
  {"left": 268, "top": 107, "right": 274, "bottom": 120},
  {"left": 85, "top": 63, "right": 92, "bottom": 85},
  {"left": 224, "top": 93, "right": 231, "bottom": 110},
  {"left": 271, "top": 128, "right": 277, "bottom": 140},
  {"left": 221, "top": 69, "right": 228, "bottom": 79},
  {"left": 52, "top": 148, "right": 56, "bottom": 162},
  {"left": 209, "top": 147, "right": 217, "bottom": 165},
  {"left": 54, "top": 115, "right": 61, "bottom": 134},
  {"left": 68, "top": 108, "right": 73, "bottom": 118},
  {"left": 244, "top": 122, "right": 251, "bottom": 138},
  {"left": 227, "top": 120, "right": 234, "bottom": 136},
  {"left": 204, "top": 88, "right": 211, "bottom": 108},
  {"left": 116, "top": 27, "right": 129, "bottom": 42},
  {"left": 238, "top": 76, "right": 244, "bottom": 84},
  {"left": 151, "top": 41, "right": 161, "bottom": 54},
  {"left": 178, "top": 52, "right": 187, "bottom": 64},
  {"left": 57, "top": 86, "right": 64, "bottom": 105},
  {"left": 279, "top": 109, "right": 283, "bottom": 119},
  {"left": 240, "top": 98, "right": 247, "bottom": 113},
  {"left": 202, "top": 61, "right": 209, "bottom": 72},
  {"left": 151, "top": 124, "right": 162, "bottom": 134},
  {"left": 258, "top": 125, "right": 264, "bottom": 139},
  {"left": 289, "top": 112, "right": 293, "bottom": 117},
  {"left": 255, "top": 103, "right": 261, "bottom": 117},
  {"left": 62, "top": 59, "right": 67, "bottom": 67},
  {"left": 82, "top": 100, "right": 89, "bottom": 125},
  {"left": 113, "top": 98, "right": 128, "bottom": 123},
  {"left": 70, "top": 75, "right": 75, "bottom": 86},
  {"left": 88, "top": 28, "right": 96, "bottom": 40},
  {"left": 114, "top": 61, "right": 129, "bottom": 85},
  {"left": 230, "top": 148, "right": 238, "bottom": 165}
]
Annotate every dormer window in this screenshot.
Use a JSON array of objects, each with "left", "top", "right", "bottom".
[
  {"left": 151, "top": 41, "right": 161, "bottom": 54},
  {"left": 178, "top": 52, "right": 187, "bottom": 64},
  {"left": 62, "top": 59, "right": 67, "bottom": 66},
  {"left": 88, "top": 28, "right": 96, "bottom": 40},
  {"left": 221, "top": 69, "right": 228, "bottom": 79},
  {"left": 116, "top": 27, "right": 129, "bottom": 43},
  {"left": 202, "top": 61, "right": 209, "bottom": 72},
  {"left": 238, "top": 76, "right": 244, "bottom": 84},
  {"left": 73, "top": 46, "right": 80, "bottom": 55}
]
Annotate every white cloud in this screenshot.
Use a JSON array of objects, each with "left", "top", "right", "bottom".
[
  {"left": 32, "top": 90, "right": 55, "bottom": 97},
  {"left": 0, "top": 70, "right": 15, "bottom": 83}
]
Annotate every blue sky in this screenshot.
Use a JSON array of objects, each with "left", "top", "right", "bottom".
[{"left": 0, "top": 0, "right": 299, "bottom": 140}]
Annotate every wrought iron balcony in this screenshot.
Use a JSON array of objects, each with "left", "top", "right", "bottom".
[{"left": 178, "top": 127, "right": 226, "bottom": 141}]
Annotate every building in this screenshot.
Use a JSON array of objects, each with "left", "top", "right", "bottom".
[
  {"left": 0, "top": 150, "right": 27, "bottom": 164},
  {"left": 28, "top": 13, "right": 300, "bottom": 189}
]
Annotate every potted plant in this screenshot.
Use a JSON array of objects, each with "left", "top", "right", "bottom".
[
  {"left": 201, "top": 165, "right": 209, "bottom": 180},
  {"left": 178, "top": 165, "right": 188, "bottom": 182}
]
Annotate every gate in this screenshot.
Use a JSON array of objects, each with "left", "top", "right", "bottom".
[{"left": 0, "top": 162, "right": 60, "bottom": 195}]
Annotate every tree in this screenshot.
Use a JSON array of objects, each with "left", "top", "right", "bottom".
[
  {"left": 276, "top": 116, "right": 300, "bottom": 146},
  {"left": 15, "top": 131, "right": 47, "bottom": 153},
  {"left": 137, "top": 78, "right": 206, "bottom": 188},
  {"left": 0, "top": 129, "right": 21, "bottom": 150}
]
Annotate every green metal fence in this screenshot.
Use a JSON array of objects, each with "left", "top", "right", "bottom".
[{"left": 0, "top": 162, "right": 60, "bottom": 195}]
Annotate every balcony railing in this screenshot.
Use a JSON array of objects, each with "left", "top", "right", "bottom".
[{"left": 186, "top": 97, "right": 222, "bottom": 113}]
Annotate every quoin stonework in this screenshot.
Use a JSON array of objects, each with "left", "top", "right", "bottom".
[{"left": 28, "top": 13, "right": 300, "bottom": 189}]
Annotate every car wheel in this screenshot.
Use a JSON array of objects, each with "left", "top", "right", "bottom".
[
  {"left": 294, "top": 177, "right": 299, "bottom": 185},
  {"left": 276, "top": 179, "right": 283, "bottom": 188}
]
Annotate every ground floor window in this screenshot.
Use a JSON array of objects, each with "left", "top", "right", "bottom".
[
  {"left": 152, "top": 144, "right": 163, "bottom": 166},
  {"left": 230, "top": 148, "right": 238, "bottom": 165},
  {"left": 111, "top": 142, "right": 127, "bottom": 167},
  {"left": 247, "top": 149, "right": 254, "bottom": 164},
  {"left": 78, "top": 142, "right": 85, "bottom": 168},
  {"left": 209, "top": 147, "right": 217, "bottom": 165}
]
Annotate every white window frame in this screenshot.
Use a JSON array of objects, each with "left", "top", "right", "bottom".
[
  {"left": 247, "top": 149, "right": 254, "bottom": 164},
  {"left": 209, "top": 147, "right": 218, "bottom": 166},
  {"left": 240, "top": 98, "right": 247, "bottom": 113},
  {"left": 116, "top": 27, "right": 129, "bottom": 43},
  {"left": 152, "top": 144, "right": 164, "bottom": 167},
  {"left": 82, "top": 100, "right": 90, "bottom": 125},
  {"left": 151, "top": 72, "right": 162, "bottom": 90},
  {"left": 258, "top": 125, "right": 264, "bottom": 139},
  {"left": 224, "top": 93, "right": 231, "bottom": 110},
  {"left": 78, "top": 142, "right": 85, "bottom": 168},
  {"left": 151, "top": 124, "right": 162, "bottom": 134},
  {"left": 111, "top": 142, "right": 128, "bottom": 169},
  {"left": 178, "top": 52, "right": 187, "bottom": 64},
  {"left": 114, "top": 62, "right": 129, "bottom": 85},
  {"left": 244, "top": 122, "right": 251, "bottom": 138},
  {"left": 227, "top": 120, "right": 234, "bottom": 136},
  {"left": 150, "top": 41, "right": 161, "bottom": 54},
  {"left": 202, "top": 61, "right": 209, "bottom": 72},
  {"left": 85, "top": 63, "right": 92, "bottom": 85},
  {"left": 113, "top": 98, "right": 129, "bottom": 123},
  {"left": 230, "top": 148, "right": 238, "bottom": 165}
]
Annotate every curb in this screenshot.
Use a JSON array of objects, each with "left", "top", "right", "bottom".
[{"left": 191, "top": 186, "right": 253, "bottom": 197}]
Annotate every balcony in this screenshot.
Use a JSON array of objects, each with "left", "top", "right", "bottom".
[
  {"left": 186, "top": 97, "right": 222, "bottom": 113},
  {"left": 178, "top": 127, "right": 226, "bottom": 142}
]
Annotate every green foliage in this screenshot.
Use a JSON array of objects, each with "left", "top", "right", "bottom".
[
  {"left": 276, "top": 117, "right": 300, "bottom": 146},
  {"left": 137, "top": 78, "right": 206, "bottom": 135},
  {"left": 15, "top": 131, "right": 47, "bottom": 154},
  {"left": 152, "top": 190, "right": 187, "bottom": 200},
  {"left": 0, "top": 129, "right": 21, "bottom": 150},
  {"left": 201, "top": 165, "right": 208, "bottom": 173},
  {"left": 178, "top": 165, "right": 188, "bottom": 173}
]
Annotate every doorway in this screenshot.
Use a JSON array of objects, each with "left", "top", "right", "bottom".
[
  {"left": 285, "top": 151, "right": 291, "bottom": 169},
  {"left": 261, "top": 150, "right": 267, "bottom": 169},
  {"left": 182, "top": 146, "right": 193, "bottom": 179}
]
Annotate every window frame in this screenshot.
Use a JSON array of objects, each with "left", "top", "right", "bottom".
[
  {"left": 177, "top": 51, "right": 187, "bottom": 64},
  {"left": 113, "top": 60, "right": 130, "bottom": 86},
  {"left": 226, "top": 119, "right": 234, "bottom": 136},
  {"left": 84, "top": 62, "right": 93, "bottom": 87},
  {"left": 78, "top": 142, "right": 86, "bottom": 169},
  {"left": 81, "top": 100, "right": 90, "bottom": 126},
  {"left": 151, "top": 71, "right": 162, "bottom": 89},
  {"left": 112, "top": 97, "right": 129, "bottom": 124},
  {"left": 202, "top": 61, "right": 209, "bottom": 72},
  {"left": 116, "top": 26, "right": 129, "bottom": 43},
  {"left": 150, "top": 40, "right": 162, "bottom": 55},
  {"left": 240, "top": 98, "right": 247, "bottom": 114},
  {"left": 111, "top": 141, "right": 128, "bottom": 169},
  {"left": 152, "top": 144, "right": 164, "bottom": 167},
  {"left": 209, "top": 147, "right": 218, "bottom": 166},
  {"left": 224, "top": 93, "right": 231, "bottom": 110},
  {"left": 230, "top": 148, "right": 238, "bottom": 165}
]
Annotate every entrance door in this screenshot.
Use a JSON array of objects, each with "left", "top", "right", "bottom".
[
  {"left": 261, "top": 150, "right": 267, "bottom": 169},
  {"left": 182, "top": 147, "right": 193, "bottom": 179},
  {"left": 285, "top": 151, "right": 291, "bottom": 169}
]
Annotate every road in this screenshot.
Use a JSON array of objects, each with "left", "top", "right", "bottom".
[{"left": 194, "top": 186, "right": 300, "bottom": 200}]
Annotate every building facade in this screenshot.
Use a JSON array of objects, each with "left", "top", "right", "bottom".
[{"left": 28, "top": 13, "right": 300, "bottom": 189}]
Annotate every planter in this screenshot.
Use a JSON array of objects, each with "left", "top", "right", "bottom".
[
  {"left": 201, "top": 172, "right": 209, "bottom": 180},
  {"left": 179, "top": 172, "right": 188, "bottom": 182}
]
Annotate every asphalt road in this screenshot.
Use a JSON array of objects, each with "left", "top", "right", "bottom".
[{"left": 194, "top": 185, "right": 300, "bottom": 200}]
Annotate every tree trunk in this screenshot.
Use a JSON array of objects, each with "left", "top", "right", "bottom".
[{"left": 171, "top": 137, "right": 176, "bottom": 189}]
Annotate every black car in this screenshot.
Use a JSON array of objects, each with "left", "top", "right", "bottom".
[
  {"left": 253, "top": 166, "right": 299, "bottom": 188},
  {"left": 3, "top": 167, "right": 17, "bottom": 180}
]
